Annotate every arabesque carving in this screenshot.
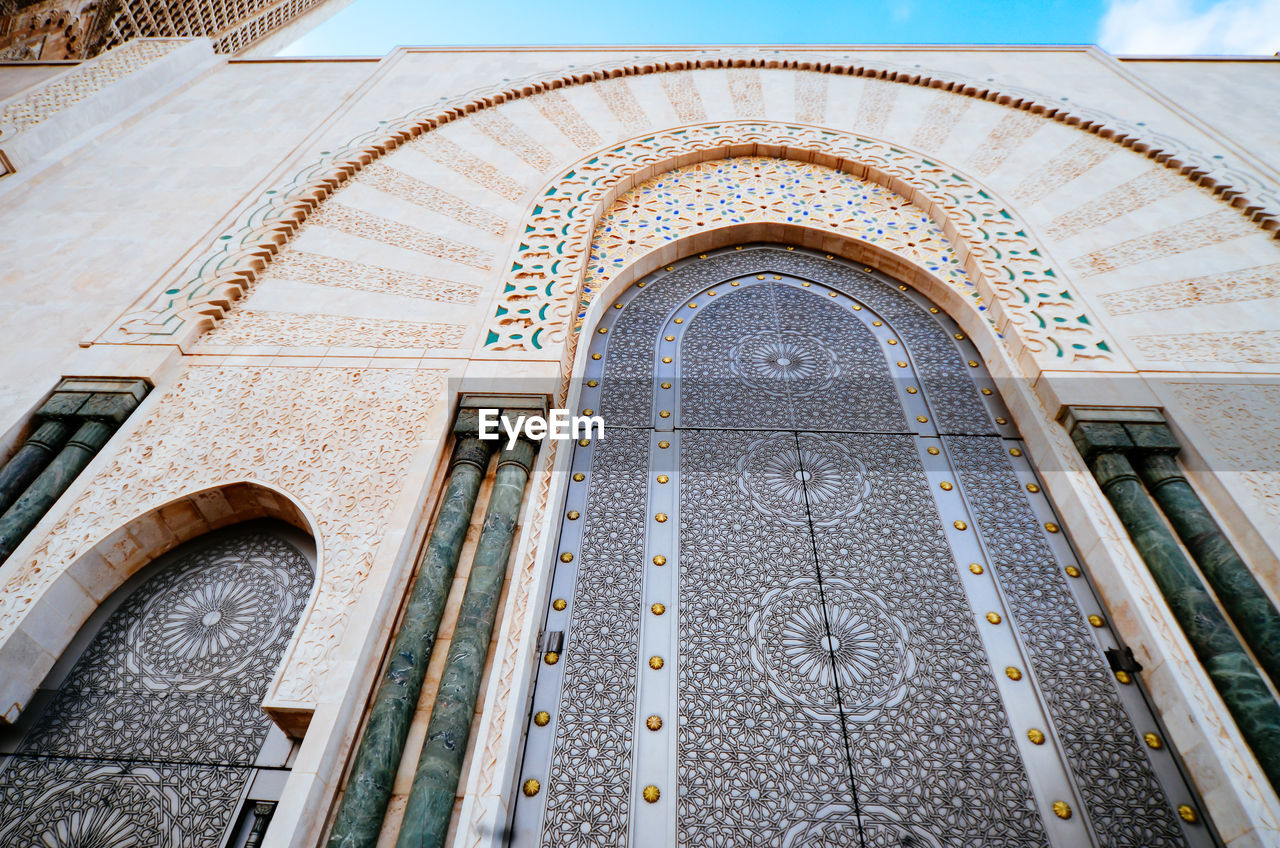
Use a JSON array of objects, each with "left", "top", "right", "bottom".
[
  {"left": 0, "top": 365, "right": 447, "bottom": 709},
  {"left": 488, "top": 123, "right": 1118, "bottom": 366},
  {"left": 0, "top": 38, "right": 187, "bottom": 138},
  {"left": 101, "top": 56, "right": 1276, "bottom": 347}
]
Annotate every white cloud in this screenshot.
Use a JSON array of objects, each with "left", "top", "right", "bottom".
[{"left": 1098, "top": 0, "right": 1280, "bottom": 55}]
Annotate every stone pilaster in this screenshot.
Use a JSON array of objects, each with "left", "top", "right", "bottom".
[
  {"left": 0, "top": 420, "right": 71, "bottom": 515},
  {"left": 394, "top": 430, "right": 538, "bottom": 848},
  {"left": 1068, "top": 408, "right": 1280, "bottom": 792},
  {"left": 0, "top": 378, "right": 147, "bottom": 564},
  {"left": 1138, "top": 452, "right": 1280, "bottom": 689},
  {"left": 326, "top": 411, "right": 494, "bottom": 848}
]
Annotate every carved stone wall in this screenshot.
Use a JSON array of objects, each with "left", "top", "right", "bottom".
[
  {"left": 0, "top": 365, "right": 447, "bottom": 711},
  {"left": 0, "top": 38, "right": 186, "bottom": 137}
]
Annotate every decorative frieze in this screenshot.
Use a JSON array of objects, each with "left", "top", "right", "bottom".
[
  {"left": 1072, "top": 210, "right": 1261, "bottom": 276},
  {"left": 411, "top": 133, "right": 525, "bottom": 203},
  {"left": 0, "top": 39, "right": 186, "bottom": 138},
  {"left": 660, "top": 72, "right": 707, "bottom": 123},
  {"left": 530, "top": 91, "right": 602, "bottom": 149},
  {"left": 793, "top": 72, "right": 826, "bottom": 124},
  {"left": 910, "top": 91, "right": 970, "bottom": 151},
  {"left": 726, "top": 68, "right": 764, "bottom": 117},
  {"left": 356, "top": 163, "right": 507, "bottom": 236},
  {"left": 471, "top": 110, "right": 556, "bottom": 172},
  {"left": 200, "top": 309, "right": 466, "bottom": 350},
  {"left": 265, "top": 251, "right": 482, "bottom": 303},
  {"left": 855, "top": 78, "right": 897, "bottom": 136},
  {"left": 594, "top": 77, "right": 649, "bottom": 128},
  {"left": 1133, "top": 329, "right": 1280, "bottom": 364},
  {"left": 1100, "top": 264, "right": 1280, "bottom": 315},
  {"left": 1048, "top": 169, "right": 1188, "bottom": 241},
  {"left": 1012, "top": 138, "right": 1111, "bottom": 204},
  {"left": 308, "top": 204, "right": 494, "bottom": 270},
  {"left": 969, "top": 111, "right": 1043, "bottom": 176}
]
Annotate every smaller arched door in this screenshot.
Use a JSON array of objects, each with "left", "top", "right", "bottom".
[{"left": 0, "top": 520, "right": 313, "bottom": 848}]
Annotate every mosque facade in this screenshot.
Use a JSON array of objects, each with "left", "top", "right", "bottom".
[{"left": 0, "top": 36, "right": 1278, "bottom": 848}]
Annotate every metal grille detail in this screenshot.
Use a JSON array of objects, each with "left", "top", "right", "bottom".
[{"left": 0, "top": 528, "right": 313, "bottom": 848}]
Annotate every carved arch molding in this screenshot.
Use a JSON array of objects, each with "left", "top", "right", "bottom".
[
  {"left": 105, "top": 57, "right": 1276, "bottom": 356},
  {"left": 488, "top": 125, "right": 1116, "bottom": 367}
]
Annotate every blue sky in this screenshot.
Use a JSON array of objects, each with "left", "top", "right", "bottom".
[{"left": 280, "top": 0, "right": 1280, "bottom": 56}]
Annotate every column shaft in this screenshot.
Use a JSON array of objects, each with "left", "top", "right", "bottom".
[
  {"left": 1138, "top": 453, "right": 1280, "bottom": 688},
  {"left": 1091, "top": 451, "right": 1280, "bottom": 791},
  {"left": 0, "top": 420, "right": 113, "bottom": 564},
  {"left": 395, "top": 437, "right": 537, "bottom": 848},
  {"left": 0, "top": 420, "right": 71, "bottom": 515},
  {"left": 327, "top": 437, "right": 494, "bottom": 848}
]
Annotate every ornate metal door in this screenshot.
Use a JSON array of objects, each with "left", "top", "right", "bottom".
[
  {"left": 0, "top": 523, "right": 313, "bottom": 847},
  {"left": 512, "top": 246, "right": 1214, "bottom": 848}
]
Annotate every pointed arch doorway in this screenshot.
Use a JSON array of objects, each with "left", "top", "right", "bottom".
[{"left": 512, "top": 246, "right": 1213, "bottom": 848}]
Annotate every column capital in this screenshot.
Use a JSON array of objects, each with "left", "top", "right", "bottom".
[{"left": 1063, "top": 405, "right": 1178, "bottom": 460}]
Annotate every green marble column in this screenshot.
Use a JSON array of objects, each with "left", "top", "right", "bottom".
[
  {"left": 394, "top": 435, "right": 537, "bottom": 848},
  {"left": 0, "top": 420, "right": 71, "bottom": 515},
  {"left": 1089, "top": 450, "right": 1280, "bottom": 791},
  {"left": 327, "top": 430, "right": 494, "bottom": 848},
  {"left": 0, "top": 420, "right": 113, "bottom": 564},
  {"left": 1138, "top": 453, "right": 1280, "bottom": 689}
]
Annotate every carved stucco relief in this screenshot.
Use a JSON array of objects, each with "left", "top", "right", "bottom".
[
  {"left": 0, "top": 365, "right": 447, "bottom": 709},
  {"left": 487, "top": 122, "right": 1120, "bottom": 369},
  {"left": 1165, "top": 382, "right": 1280, "bottom": 525},
  {"left": 100, "top": 58, "right": 1275, "bottom": 349}
]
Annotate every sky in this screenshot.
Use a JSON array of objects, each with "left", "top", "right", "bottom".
[{"left": 280, "top": 0, "right": 1280, "bottom": 56}]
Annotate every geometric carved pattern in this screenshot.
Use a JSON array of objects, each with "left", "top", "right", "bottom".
[
  {"left": 516, "top": 248, "right": 1201, "bottom": 847},
  {"left": 356, "top": 162, "right": 508, "bottom": 236},
  {"left": 1132, "top": 329, "right": 1280, "bottom": 364},
  {"left": 793, "top": 72, "right": 826, "bottom": 124},
  {"left": 0, "top": 39, "right": 186, "bottom": 138},
  {"left": 586, "top": 156, "right": 972, "bottom": 317},
  {"left": 0, "top": 366, "right": 447, "bottom": 707},
  {"left": 727, "top": 68, "right": 765, "bottom": 117},
  {"left": 1046, "top": 170, "right": 1186, "bottom": 241},
  {"left": 262, "top": 251, "right": 483, "bottom": 304},
  {"left": 661, "top": 73, "right": 707, "bottom": 123},
  {"left": 1012, "top": 139, "right": 1112, "bottom": 205},
  {"left": 969, "top": 112, "right": 1042, "bottom": 176},
  {"left": 594, "top": 248, "right": 993, "bottom": 435},
  {"left": 538, "top": 429, "right": 646, "bottom": 848},
  {"left": 530, "top": 92, "right": 602, "bottom": 150},
  {"left": 410, "top": 133, "right": 525, "bottom": 203},
  {"left": 199, "top": 309, "right": 467, "bottom": 350},
  {"left": 1070, "top": 210, "right": 1259, "bottom": 276},
  {"left": 945, "top": 436, "right": 1187, "bottom": 848},
  {"left": 308, "top": 204, "right": 494, "bottom": 269},
  {"left": 1165, "top": 382, "right": 1280, "bottom": 524},
  {"left": 526, "top": 251, "right": 1060, "bottom": 846},
  {"left": 1100, "top": 264, "right": 1280, "bottom": 315},
  {"left": 594, "top": 78, "right": 648, "bottom": 128},
  {"left": 491, "top": 126, "right": 1118, "bottom": 366},
  {"left": 471, "top": 111, "right": 556, "bottom": 172},
  {"left": 0, "top": 530, "right": 312, "bottom": 847},
  {"left": 678, "top": 429, "right": 1043, "bottom": 846}
]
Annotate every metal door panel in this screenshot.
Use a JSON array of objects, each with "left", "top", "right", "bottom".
[{"left": 512, "top": 246, "right": 1215, "bottom": 848}]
